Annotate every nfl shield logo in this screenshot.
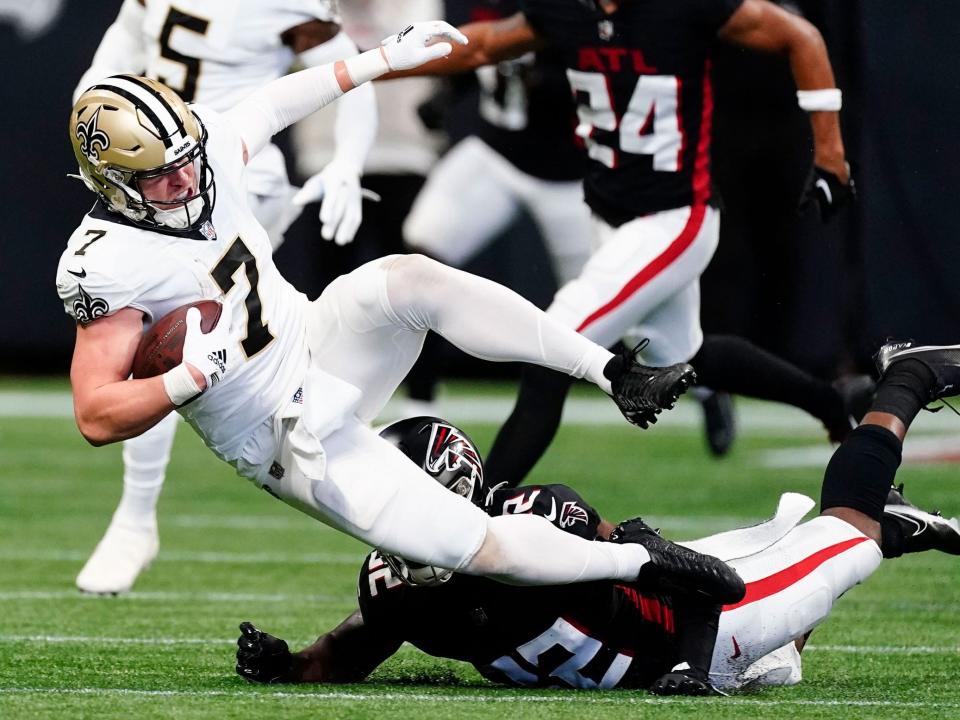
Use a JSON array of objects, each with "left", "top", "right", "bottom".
[
  {"left": 200, "top": 220, "right": 217, "bottom": 241},
  {"left": 598, "top": 19, "right": 614, "bottom": 41}
]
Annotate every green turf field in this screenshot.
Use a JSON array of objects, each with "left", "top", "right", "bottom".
[{"left": 1, "top": 378, "right": 958, "bottom": 719}]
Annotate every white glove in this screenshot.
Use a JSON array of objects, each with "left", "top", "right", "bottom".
[
  {"left": 182, "top": 307, "right": 233, "bottom": 390},
  {"left": 379, "top": 21, "right": 468, "bottom": 72},
  {"left": 293, "top": 162, "right": 363, "bottom": 246}
]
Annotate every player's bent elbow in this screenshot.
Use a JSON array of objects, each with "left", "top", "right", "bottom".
[
  {"left": 77, "top": 421, "right": 113, "bottom": 447},
  {"left": 74, "top": 410, "right": 120, "bottom": 447}
]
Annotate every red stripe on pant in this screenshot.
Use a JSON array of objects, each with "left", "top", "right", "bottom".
[
  {"left": 575, "top": 204, "right": 707, "bottom": 333},
  {"left": 722, "top": 536, "right": 871, "bottom": 612}
]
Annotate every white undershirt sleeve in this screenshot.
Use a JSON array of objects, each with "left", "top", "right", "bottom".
[
  {"left": 225, "top": 63, "right": 346, "bottom": 161},
  {"left": 299, "top": 32, "right": 378, "bottom": 172}
]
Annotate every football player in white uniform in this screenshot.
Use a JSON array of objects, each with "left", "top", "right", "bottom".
[
  {"left": 71, "top": 0, "right": 378, "bottom": 594},
  {"left": 57, "top": 29, "right": 745, "bottom": 608}
]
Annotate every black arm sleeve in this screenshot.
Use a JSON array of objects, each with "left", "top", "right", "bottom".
[{"left": 487, "top": 484, "right": 602, "bottom": 540}]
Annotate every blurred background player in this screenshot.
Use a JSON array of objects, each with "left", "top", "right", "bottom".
[
  {"left": 71, "top": 0, "right": 377, "bottom": 595},
  {"left": 235, "top": 344, "right": 960, "bottom": 692},
  {"left": 398, "top": 0, "right": 592, "bottom": 419},
  {"left": 391, "top": 0, "right": 866, "bottom": 486},
  {"left": 286, "top": 0, "right": 445, "bottom": 293}
]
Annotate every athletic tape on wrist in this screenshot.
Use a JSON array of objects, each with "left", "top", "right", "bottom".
[
  {"left": 343, "top": 47, "right": 391, "bottom": 88},
  {"left": 162, "top": 363, "right": 203, "bottom": 406},
  {"left": 797, "top": 88, "right": 842, "bottom": 112}
]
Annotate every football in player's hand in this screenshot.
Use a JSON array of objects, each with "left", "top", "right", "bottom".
[{"left": 131, "top": 300, "right": 222, "bottom": 379}]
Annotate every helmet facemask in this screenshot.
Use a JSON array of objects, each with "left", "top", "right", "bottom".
[{"left": 129, "top": 133, "right": 216, "bottom": 231}]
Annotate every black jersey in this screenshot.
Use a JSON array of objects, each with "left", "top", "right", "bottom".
[
  {"left": 519, "top": 0, "right": 744, "bottom": 224},
  {"left": 446, "top": 0, "right": 588, "bottom": 182},
  {"left": 358, "top": 484, "right": 693, "bottom": 689}
]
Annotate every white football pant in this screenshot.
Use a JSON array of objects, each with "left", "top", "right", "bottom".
[
  {"left": 404, "top": 137, "right": 592, "bottom": 285},
  {"left": 549, "top": 204, "right": 720, "bottom": 366},
  {"left": 709, "top": 515, "right": 883, "bottom": 689}
]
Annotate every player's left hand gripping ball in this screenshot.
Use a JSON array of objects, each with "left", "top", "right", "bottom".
[
  {"left": 236, "top": 622, "right": 294, "bottom": 684},
  {"left": 183, "top": 306, "right": 233, "bottom": 389},
  {"left": 379, "top": 21, "right": 469, "bottom": 71},
  {"left": 804, "top": 163, "right": 856, "bottom": 221}
]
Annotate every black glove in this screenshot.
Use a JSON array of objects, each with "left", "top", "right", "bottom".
[
  {"left": 236, "top": 621, "right": 295, "bottom": 684},
  {"left": 802, "top": 164, "right": 856, "bottom": 222},
  {"left": 650, "top": 665, "right": 724, "bottom": 696}
]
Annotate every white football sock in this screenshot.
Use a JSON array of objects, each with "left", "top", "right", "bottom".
[
  {"left": 115, "top": 412, "right": 178, "bottom": 527},
  {"left": 385, "top": 256, "right": 614, "bottom": 394},
  {"left": 463, "top": 514, "right": 649, "bottom": 585}
]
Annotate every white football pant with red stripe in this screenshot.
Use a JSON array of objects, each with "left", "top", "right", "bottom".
[
  {"left": 404, "top": 137, "right": 592, "bottom": 285},
  {"left": 548, "top": 204, "right": 719, "bottom": 365},
  {"left": 708, "top": 515, "right": 883, "bottom": 689}
]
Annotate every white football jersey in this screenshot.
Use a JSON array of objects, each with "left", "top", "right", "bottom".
[
  {"left": 140, "top": 0, "right": 339, "bottom": 111},
  {"left": 56, "top": 105, "right": 310, "bottom": 466}
]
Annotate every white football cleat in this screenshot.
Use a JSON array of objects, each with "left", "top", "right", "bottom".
[
  {"left": 75, "top": 519, "right": 159, "bottom": 595},
  {"left": 737, "top": 642, "right": 803, "bottom": 690}
]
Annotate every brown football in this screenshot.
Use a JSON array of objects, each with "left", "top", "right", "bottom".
[{"left": 131, "top": 300, "right": 223, "bottom": 379}]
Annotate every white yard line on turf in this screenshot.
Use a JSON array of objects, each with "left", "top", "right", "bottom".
[
  {"left": 5, "top": 389, "right": 958, "bottom": 437},
  {"left": 0, "top": 687, "right": 958, "bottom": 709},
  {"left": 0, "top": 549, "right": 363, "bottom": 564},
  {"left": 0, "top": 591, "right": 353, "bottom": 603},
  {"left": 1, "top": 635, "right": 956, "bottom": 656}
]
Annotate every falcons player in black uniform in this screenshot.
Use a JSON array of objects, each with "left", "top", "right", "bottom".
[
  {"left": 386, "top": 0, "right": 863, "bottom": 487},
  {"left": 236, "top": 345, "right": 960, "bottom": 694}
]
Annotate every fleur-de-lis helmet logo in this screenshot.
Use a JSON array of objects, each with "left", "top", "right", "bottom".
[{"left": 76, "top": 107, "right": 111, "bottom": 164}]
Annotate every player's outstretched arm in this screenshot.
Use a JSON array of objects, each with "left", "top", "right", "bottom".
[
  {"left": 227, "top": 22, "right": 466, "bottom": 162},
  {"left": 236, "top": 613, "right": 402, "bottom": 684},
  {"left": 718, "top": 0, "right": 851, "bottom": 195},
  {"left": 72, "top": 0, "right": 147, "bottom": 104},
  {"left": 381, "top": 13, "right": 544, "bottom": 79}
]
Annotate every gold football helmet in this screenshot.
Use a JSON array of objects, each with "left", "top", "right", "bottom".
[{"left": 69, "top": 75, "right": 216, "bottom": 232}]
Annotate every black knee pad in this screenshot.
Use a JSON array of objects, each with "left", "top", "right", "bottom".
[{"left": 820, "top": 425, "right": 902, "bottom": 522}]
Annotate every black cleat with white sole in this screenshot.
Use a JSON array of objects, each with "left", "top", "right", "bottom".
[
  {"left": 605, "top": 341, "right": 697, "bottom": 429},
  {"left": 610, "top": 518, "right": 746, "bottom": 604},
  {"left": 876, "top": 341, "right": 960, "bottom": 402},
  {"left": 881, "top": 483, "right": 960, "bottom": 558}
]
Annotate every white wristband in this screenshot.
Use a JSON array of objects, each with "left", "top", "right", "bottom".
[
  {"left": 162, "top": 363, "right": 203, "bottom": 407},
  {"left": 797, "top": 88, "right": 842, "bottom": 112},
  {"left": 342, "top": 47, "right": 391, "bottom": 88}
]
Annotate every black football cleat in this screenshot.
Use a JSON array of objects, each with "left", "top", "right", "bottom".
[
  {"left": 876, "top": 341, "right": 960, "bottom": 402},
  {"left": 882, "top": 484, "right": 960, "bottom": 558},
  {"left": 236, "top": 622, "right": 295, "bottom": 684},
  {"left": 699, "top": 390, "right": 736, "bottom": 457},
  {"left": 604, "top": 341, "right": 696, "bottom": 429},
  {"left": 825, "top": 374, "right": 877, "bottom": 443},
  {"left": 610, "top": 518, "right": 745, "bottom": 605},
  {"left": 650, "top": 665, "right": 724, "bottom": 697}
]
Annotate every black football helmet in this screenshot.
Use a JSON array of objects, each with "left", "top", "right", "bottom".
[
  {"left": 378, "top": 416, "right": 485, "bottom": 586},
  {"left": 379, "top": 416, "right": 485, "bottom": 506}
]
